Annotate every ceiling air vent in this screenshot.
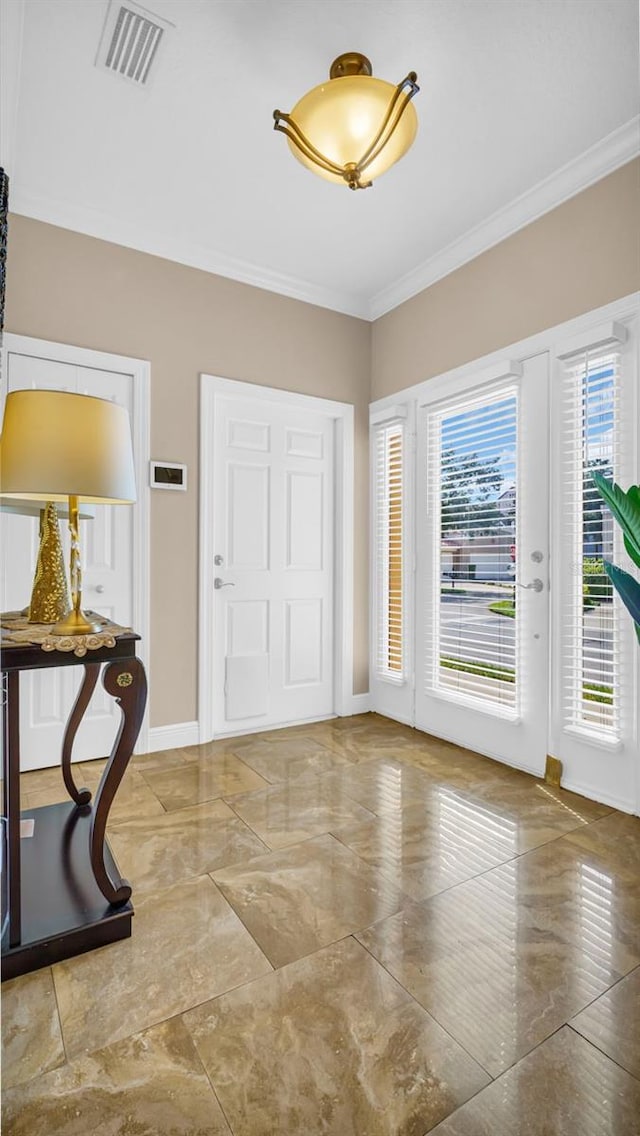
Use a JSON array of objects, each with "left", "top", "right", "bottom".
[{"left": 96, "top": 1, "right": 173, "bottom": 86}]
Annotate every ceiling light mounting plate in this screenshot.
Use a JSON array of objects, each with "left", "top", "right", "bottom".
[{"left": 329, "top": 52, "right": 372, "bottom": 79}]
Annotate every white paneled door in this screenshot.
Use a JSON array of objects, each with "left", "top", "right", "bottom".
[
  {"left": 1, "top": 347, "right": 137, "bottom": 770},
  {"left": 210, "top": 394, "right": 334, "bottom": 734},
  {"left": 415, "top": 355, "right": 550, "bottom": 775}
]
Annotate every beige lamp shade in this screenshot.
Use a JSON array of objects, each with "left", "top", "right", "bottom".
[
  {"left": 0, "top": 389, "right": 136, "bottom": 503},
  {"left": 0, "top": 495, "right": 96, "bottom": 519}
]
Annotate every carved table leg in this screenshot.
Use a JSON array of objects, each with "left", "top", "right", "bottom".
[
  {"left": 90, "top": 657, "right": 147, "bottom": 906},
  {"left": 61, "top": 663, "right": 100, "bottom": 807}
]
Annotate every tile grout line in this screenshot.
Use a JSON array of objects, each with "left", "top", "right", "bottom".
[
  {"left": 176, "top": 1017, "right": 238, "bottom": 1136},
  {"left": 417, "top": 1022, "right": 576, "bottom": 1135},
  {"left": 205, "top": 873, "right": 278, "bottom": 972},
  {"left": 565, "top": 1021, "right": 640, "bottom": 1084},
  {"left": 565, "top": 961, "right": 640, "bottom": 1024},
  {"left": 354, "top": 934, "right": 496, "bottom": 1084},
  {"left": 49, "top": 964, "right": 70, "bottom": 1069}
]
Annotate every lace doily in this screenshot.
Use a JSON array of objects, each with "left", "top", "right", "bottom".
[{"left": 1, "top": 611, "right": 133, "bottom": 658}]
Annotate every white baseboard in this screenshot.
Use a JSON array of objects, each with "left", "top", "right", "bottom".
[
  {"left": 209, "top": 714, "right": 335, "bottom": 741},
  {"left": 202, "top": 696, "right": 374, "bottom": 743},
  {"left": 146, "top": 699, "right": 373, "bottom": 752},
  {"left": 560, "top": 776, "right": 635, "bottom": 815},
  {"left": 371, "top": 708, "right": 415, "bottom": 728},
  {"left": 341, "top": 693, "right": 372, "bottom": 716},
  {"left": 145, "top": 721, "right": 200, "bottom": 753}
]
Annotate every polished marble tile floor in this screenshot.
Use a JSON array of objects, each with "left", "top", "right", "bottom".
[{"left": 3, "top": 714, "right": 640, "bottom": 1135}]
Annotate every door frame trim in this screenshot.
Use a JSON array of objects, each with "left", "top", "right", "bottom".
[
  {"left": 1, "top": 333, "right": 151, "bottom": 754},
  {"left": 199, "top": 374, "right": 355, "bottom": 741}
]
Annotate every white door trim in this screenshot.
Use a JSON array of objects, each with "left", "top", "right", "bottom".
[
  {"left": 1, "top": 332, "right": 151, "bottom": 754},
  {"left": 199, "top": 374, "right": 355, "bottom": 742}
]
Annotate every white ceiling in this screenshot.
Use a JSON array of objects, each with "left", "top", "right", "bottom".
[{"left": 3, "top": 0, "right": 639, "bottom": 319}]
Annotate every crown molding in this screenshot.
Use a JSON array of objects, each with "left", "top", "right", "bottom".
[
  {"left": 369, "top": 116, "right": 640, "bottom": 321},
  {"left": 9, "top": 186, "right": 371, "bottom": 321},
  {"left": 10, "top": 116, "right": 639, "bottom": 324}
]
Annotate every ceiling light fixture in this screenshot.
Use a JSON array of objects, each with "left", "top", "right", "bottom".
[{"left": 273, "top": 52, "right": 419, "bottom": 191}]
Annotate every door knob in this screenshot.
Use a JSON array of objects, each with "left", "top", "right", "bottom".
[
  {"left": 514, "top": 578, "right": 544, "bottom": 593},
  {"left": 214, "top": 578, "right": 235, "bottom": 589},
  {"left": 94, "top": 584, "right": 105, "bottom": 594}
]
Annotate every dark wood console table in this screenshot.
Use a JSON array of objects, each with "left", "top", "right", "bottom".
[{"left": 1, "top": 614, "right": 147, "bottom": 980}]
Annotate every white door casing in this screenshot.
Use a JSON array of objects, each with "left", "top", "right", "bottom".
[
  {"left": 199, "top": 376, "right": 355, "bottom": 740},
  {"left": 0, "top": 335, "right": 150, "bottom": 768}
]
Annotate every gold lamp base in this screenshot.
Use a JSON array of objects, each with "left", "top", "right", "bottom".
[
  {"left": 54, "top": 608, "right": 103, "bottom": 636},
  {"left": 29, "top": 503, "right": 71, "bottom": 623},
  {"left": 53, "top": 495, "right": 101, "bottom": 636}
]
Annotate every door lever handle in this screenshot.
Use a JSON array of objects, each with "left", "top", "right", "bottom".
[
  {"left": 214, "top": 577, "right": 235, "bottom": 589},
  {"left": 514, "top": 578, "right": 544, "bottom": 593}
]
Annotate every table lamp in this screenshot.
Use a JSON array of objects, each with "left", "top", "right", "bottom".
[
  {"left": 0, "top": 497, "right": 95, "bottom": 622},
  {"left": 0, "top": 389, "right": 136, "bottom": 635}
]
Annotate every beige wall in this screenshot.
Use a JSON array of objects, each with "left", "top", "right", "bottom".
[
  {"left": 5, "top": 216, "right": 371, "bottom": 725},
  {"left": 371, "top": 159, "right": 640, "bottom": 399},
  {"left": 5, "top": 161, "right": 639, "bottom": 728}
]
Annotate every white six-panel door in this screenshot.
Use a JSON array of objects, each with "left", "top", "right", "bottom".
[
  {"left": 1, "top": 345, "right": 139, "bottom": 770},
  {"left": 210, "top": 393, "right": 334, "bottom": 734}
]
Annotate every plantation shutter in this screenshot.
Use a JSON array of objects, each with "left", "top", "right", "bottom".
[
  {"left": 373, "top": 417, "right": 405, "bottom": 681},
  {"left": 424, "top": 382, "right": 520, "bottom": 715},
  {"left": 557, "top": 335, "right": 630, "bottom": 741}
]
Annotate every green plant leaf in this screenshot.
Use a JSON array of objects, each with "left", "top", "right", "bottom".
[
  {"left": 624, "top": 534, "right": 640, "bottom": 571},
  {"left": 592, "top": 473, "right": 640, "bottom": 561},
  {"left": 604, "top": 560, "right": 640, "bottom": 630},
  {"left": 625, "top": 486, "right": 640, "bottom": 568}
]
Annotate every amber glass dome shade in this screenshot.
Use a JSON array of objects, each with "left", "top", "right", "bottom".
[{"left": 273, "top": 53, "right": 419, "bottom": 191}]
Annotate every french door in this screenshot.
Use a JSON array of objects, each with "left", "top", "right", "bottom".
[
  {"left": 371, "top": 302, "right": 639, "bottom": 812},
  {"left": 415, "top": 354, "right": 550, "bottom": 774}
]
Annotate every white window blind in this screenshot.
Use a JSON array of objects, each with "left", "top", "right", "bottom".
[
  {"left": 425, "top": 384, "right": 520, "bottom": 715},
  {"left": 559, "top": 347, "right": 626, "bottom": 740},
  {"left": 373, "top": 420, "right": 404, "bottom": 681}
]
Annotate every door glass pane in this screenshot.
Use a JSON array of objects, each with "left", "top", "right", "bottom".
[
  {"left": 387, "top": 428, "right": 403, "bottom": 674},
  {"left": 429, "top": 388, "right": 519, "bottom": 713},
  {"left": 374, "top": 422, "right": 404, "bottom": 680},
  {"left": 563, "top": 352, "right": 618, "bottom": 734}
]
